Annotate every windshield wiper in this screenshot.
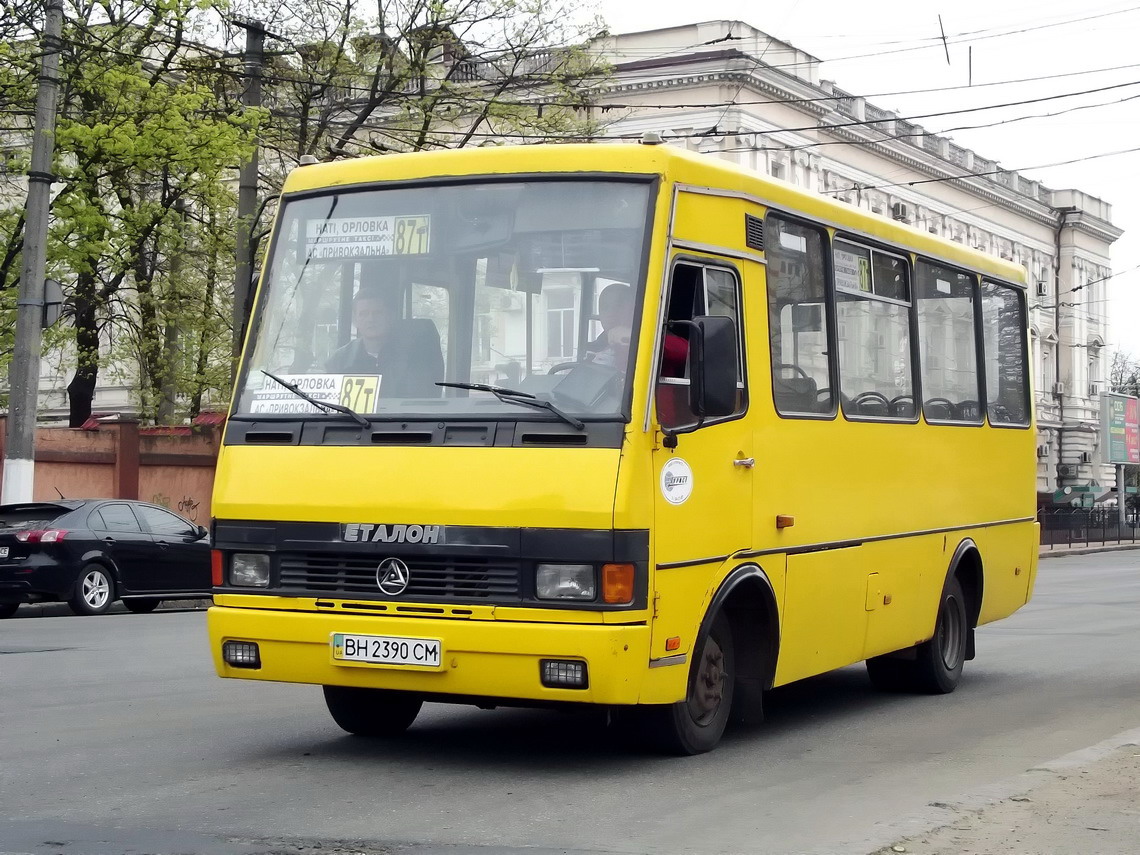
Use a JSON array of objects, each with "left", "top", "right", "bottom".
[
  {"left": 436, "top": 381, "right": 585, "bottom": 431},
  {"left": 260, "top": 370, "right": 370, "bottom": 427}
]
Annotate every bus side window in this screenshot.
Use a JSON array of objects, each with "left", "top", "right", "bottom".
[
  {"left": 766, "top": 216, "right": 834, "bottom": 416},
  {"left": 655, "top": 262, "right": 745, "bottom": 429},
  {"left": 980, "top": 280, "right": 1030, "bottom": 425},
  {"left": 915, "top": 261, "right": 982, "bottom": 423}
]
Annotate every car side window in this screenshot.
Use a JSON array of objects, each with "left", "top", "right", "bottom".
[
  {"left": 137, "top": 505, "right": 196, "bottom": 537},
  {"left": 93, "top": 504, "right": 143, "bottom": 533}
]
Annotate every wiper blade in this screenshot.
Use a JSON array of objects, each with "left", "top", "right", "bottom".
[
  {"left": 436, "top": 381, "right": 535, "bottom": 399},
  {"left": 436, "top": 381, "right": 584, "bottom": 431},
  {"left": 260, "top": 370, "right": 370, "bottom": 427}
]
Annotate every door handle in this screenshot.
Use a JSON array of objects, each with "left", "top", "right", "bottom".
[
  {"left": 157, "top": 541, "right": 169, "bottom": 549},
  {"left": 733, "top": 457, "right": 755, "bottom": 468}
]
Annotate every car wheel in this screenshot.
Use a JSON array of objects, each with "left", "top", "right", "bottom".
[
  {"left": 69, "top": 565, "right": 115, "bottom": 616},
  {"left": 0, "top": 603, "right": 19, "bottom": 619},
  {"left": 124, "top": 598, "right": 161, "bottom": 614},
  {"left": 644, "top": 613, "right": 735, "bottom": 755},
  {"left": 322, "top": 685, "right": 423, "bottom": 736}
]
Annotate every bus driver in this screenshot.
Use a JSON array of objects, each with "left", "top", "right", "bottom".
[{"left": 326, "top": 287, "right": 443, "bottom": 397}]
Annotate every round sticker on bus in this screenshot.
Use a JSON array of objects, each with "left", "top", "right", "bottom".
[{"left": 660, "top": 458, "right": 694, "bottom": 505}]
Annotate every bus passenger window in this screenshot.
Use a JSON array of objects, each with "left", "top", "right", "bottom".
[
  {"left": 655, "top": 262, "right": 745, "bottom": 429},
  {"left": 766, "top": 215, "right": 834, "bottom": 416},
  {"left": 916, "top": 261, "right": 982, "bottom": 423},
  {"left": 981, "top": 281, "right": 1030, "bottom": 425},
  {"left": 833, "top": 240, "right": 915, "bottom": 419}
]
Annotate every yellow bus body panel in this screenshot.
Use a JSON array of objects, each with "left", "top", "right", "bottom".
[{"left": 212, "top": 445, "right": 620, "bottom": 529}]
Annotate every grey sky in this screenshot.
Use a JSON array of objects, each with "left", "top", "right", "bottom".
[{"left": 598, "top": 0, "right": 1140, "bottom": 356}]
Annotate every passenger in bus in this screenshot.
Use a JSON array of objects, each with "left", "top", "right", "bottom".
[{"left": 325, "top": 287, "right": 444, "bottom": 397}]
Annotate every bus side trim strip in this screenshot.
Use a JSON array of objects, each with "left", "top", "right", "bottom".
[{"left": 734, "top": 516, "right": 1037, "bottom": 560}]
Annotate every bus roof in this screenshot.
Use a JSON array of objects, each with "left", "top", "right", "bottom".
[{"left": 282, "top": 143, "right": 1027, "bottom": 285}]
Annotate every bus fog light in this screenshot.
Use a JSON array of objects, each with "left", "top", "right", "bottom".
[
  {"left": 540, "top": 659, "right": 588, "bottom": 689},
  {"left": 536, "top": 564, "right": 595, "bottom": 600},
  {"left": 231, "top": 554, "right": 270, "bottom": 587},
  {"left": 223, "top": 641, "right": 261, "bottom": 668}
]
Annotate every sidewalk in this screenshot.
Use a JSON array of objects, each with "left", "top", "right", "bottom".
[{"left": 872, "top": 727, "right": 1140, "bottom": 855}]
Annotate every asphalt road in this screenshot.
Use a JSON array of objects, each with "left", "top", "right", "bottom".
[{"left": 2, "top": 552, "right": 1139, "bottom": 855}]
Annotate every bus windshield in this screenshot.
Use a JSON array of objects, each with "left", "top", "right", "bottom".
[{"left": 234, "top": 179, "right": 653, "bottom": 421}]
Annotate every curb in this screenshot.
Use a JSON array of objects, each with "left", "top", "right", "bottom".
[
  {"left": 845, "top": 725, "right": 1140, "bottom": 855},
  {"left": 1039, "top": 542, "right": 1140, "bottom": 558},
  {"left": 10, "top": 598, "right": 212, "bottom": 618}
]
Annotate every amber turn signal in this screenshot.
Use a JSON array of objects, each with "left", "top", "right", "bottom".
[{"left": 601, "top": 563, "right": 635, "bottom": 604}]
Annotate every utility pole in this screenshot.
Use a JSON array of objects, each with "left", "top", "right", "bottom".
[
  {"left": 232, "top": 19, "right": 266, "bottom": 369},
  {"left": 2, "top": 0, "right": 64, "bottom": 504}
]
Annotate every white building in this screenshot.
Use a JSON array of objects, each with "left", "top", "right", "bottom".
[
  {"left": 592, "top": 20, "right": 1122, "bottom": 501},
  {"left": 5, "top": 18, "right": 1123, "bottom": 501}
]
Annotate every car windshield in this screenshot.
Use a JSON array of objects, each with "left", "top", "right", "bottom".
[{"left": 234, "top": 179, "right": 653, "bottom": 421}]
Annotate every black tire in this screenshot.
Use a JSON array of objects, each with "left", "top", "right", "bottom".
[
  {"left": 0, "top": 603, "right": 19, "bottom": 619},
  {"left": 124, "top": 598, "right": 162, "bottom": 614},
  {"left": 866, "top": 575, "right": 968, "bottom": 694},
  {"left": 644, "top": 614, "right": 735, "bottom": 755},
  {"left": 68, "top": 564, "right": 115, "bottom": 616},
  {"left": 322, "top": 685, "right": 423, "bottom": 737}
]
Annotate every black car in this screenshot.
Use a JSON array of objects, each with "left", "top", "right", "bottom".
[{"left": 0, "top": 499, "right": 212, "bottom": 618}]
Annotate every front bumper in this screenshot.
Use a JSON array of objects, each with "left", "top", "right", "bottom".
[{"left": 208, "top": 604, "right": 653, "bottom": 705}]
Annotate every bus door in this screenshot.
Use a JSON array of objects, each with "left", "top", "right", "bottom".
[{"left": 650, "top": 258, "right": 753, "bottom": 655}]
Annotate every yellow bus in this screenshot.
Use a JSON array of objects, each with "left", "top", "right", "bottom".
[{"left": 207, "top": 142, "right": 1038, "bottom": 754}]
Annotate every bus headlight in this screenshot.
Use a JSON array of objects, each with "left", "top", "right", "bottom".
[
  {"left": 535, "top": 563, "right": 595, "bottom": 601},
  {"left": 230, "top": 553, "right": 271, "bottom": 587}
]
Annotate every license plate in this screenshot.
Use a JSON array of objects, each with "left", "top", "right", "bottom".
[
  {"left": 0, "top": 547, "right": 8, "bottom": 559},
  {"left": 332, "top": 633, "right": 442, "bottom": 668}
]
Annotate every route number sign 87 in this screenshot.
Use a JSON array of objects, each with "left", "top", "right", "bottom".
[
  {"left": 394, "top": 216, "right": 430, "bottom": 255},
  {"left": 340, "top": 376, "right": 381, "bottom": 412}
]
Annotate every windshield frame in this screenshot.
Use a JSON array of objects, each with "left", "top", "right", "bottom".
[{"left": 231, "top": 171, "right": 660, "bottom": 427}]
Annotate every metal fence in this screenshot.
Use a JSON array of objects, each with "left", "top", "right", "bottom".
[{"left": 1038, "top": 507, "right": 1140, "bottom": 550}]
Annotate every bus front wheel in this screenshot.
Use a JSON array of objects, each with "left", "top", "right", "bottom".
[
  {"left": 322, "top": 685, "right": 423, "bottom": 737},
  {"left": 867, "top": 575, "right": 967, "bottom": 694},
  {"left": 645, "top": 614, "right": 736, "bottom": 755}
]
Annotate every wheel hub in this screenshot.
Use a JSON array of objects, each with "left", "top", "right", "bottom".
[
  {"left": 688, "top": 636, "right": 725, "bottom": 724},
  {"left": 83, "top": 572, "right": 110, "bottom": 609}
]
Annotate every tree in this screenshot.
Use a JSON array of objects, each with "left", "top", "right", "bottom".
[
  {"left": 1, "top": 0, "right": 610, "bottom": 422},
  {"left": 0, "top": 0, "right": 259, "bottom": 423},
  {"left": 1108, "top": 349, "right": 1140, "bottom": 397},
  {"left": 229, "top": 0, "right": 611, "bottom": 320}
]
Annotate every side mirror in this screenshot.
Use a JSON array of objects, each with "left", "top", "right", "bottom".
[
  {"left": 195, "top": 525, "right": 209, "bottom": 541},
  {"left": 689, "top": 315, "right": 738, "bottom": 419}
]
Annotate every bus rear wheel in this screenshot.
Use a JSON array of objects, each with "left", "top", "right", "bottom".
[
  {"left": 322, "top": 685, "right": 423, "bottom": 736},
  {"left": 866, "top": 575, "right": 968, "bottom": 694},
  {"left": 645, "top": 614, "right": 735, "bottom": 755}
]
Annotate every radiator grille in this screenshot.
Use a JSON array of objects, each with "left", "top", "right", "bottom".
[{"left": 277, "top": 552, "right": 522, "bottom": 602}]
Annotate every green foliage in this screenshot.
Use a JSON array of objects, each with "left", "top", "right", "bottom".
[
  {"left": 1, "top": 0, "right": 611, "bottom": 423},
  {"left": 1, "top": 0, "right": 260, "bottom": 423}
]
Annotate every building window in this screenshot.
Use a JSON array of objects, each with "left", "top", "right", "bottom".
[{"left": 545, "top": 287, "right": 577, "bottom": 359}]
